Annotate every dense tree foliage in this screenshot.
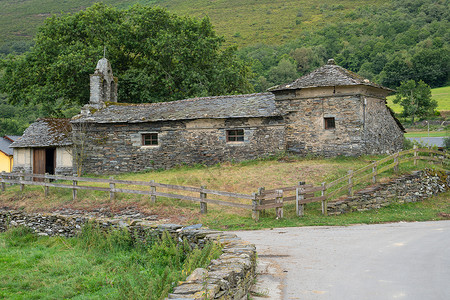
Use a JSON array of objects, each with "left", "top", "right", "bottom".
[
  {"left": 0, "top": 3, "right": 253, "bottom": 115},
  {"left": 240, "top": 0, "right": 449, "bottom": 91},
  {"left": 0, "top": 96, "right": 43, "bottom": 136},
  {"left": 393, "top": 80, "right": 437, "bottom": 124}
]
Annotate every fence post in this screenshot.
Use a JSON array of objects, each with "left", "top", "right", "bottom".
[
  {"left": 348, "top": 170, "right": 353, "bottom": 197},
  {"left": 252, "top": 192, "right": 260, "bottom": 222},
  {"left": 72, "top": 174, "right": 78, "bottom": 201},
  {"left": 372, "top": 162, "right": 377, "bottom": 184},
  {"left": 109, "top": 176, "right": 115, "bottom": 200},
  {"left": 296, "top": 182, "right": 305, "bottom": 217},
  {"left": 394, "top": 153, "right": 399, "bottom": 173},
  {"left": 321, "top": 182, "right": 327, "bottom": 216},
  {"left": 275, "top": 190, "right": 283, "bottom": 219},
  {"left": 150, "top": 180, "right": 156, "bottom": 203},
  {"left": 44, "top": 173, "right": 49, "bottom": 197},
  {"left": 200, "top": 185, "right": 207, "bottom": 214},
  {"left": 413, "top": 145, "right": 418, "bottom": 166},
  {"left": 20, "top": 170, "right": 24, "bottom": 192},
  {"left": 258, "top": 187, "right": 265, "bottom": 216},
  {"left": 1, "top": 171, "right": 5, "bottom": 192}
]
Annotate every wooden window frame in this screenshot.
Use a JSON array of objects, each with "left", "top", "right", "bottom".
[
  {"left": 226, "top": 129, "right": 244, "bottom": 142},
  {"left": 142, "top": 133, "right": 158, "bottom": 146},
  {"left": 324, "top": 117, "right": 336, "bottom": 130}
]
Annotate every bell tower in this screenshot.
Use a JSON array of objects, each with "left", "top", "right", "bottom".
[{"left": 89, "top": 57, "right": 118, "bottom": 108}]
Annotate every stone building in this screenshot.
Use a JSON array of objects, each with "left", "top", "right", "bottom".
[
  {"left": 10, "top": 119, "right": 73, "bottom": 175},
  {"left": 269, "top": 59, "right": 405, "bottom": 156},
  {"left": 71, "top": 58, "right": 404, "bottom": 174}
]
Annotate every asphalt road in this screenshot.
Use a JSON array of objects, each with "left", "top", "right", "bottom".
[
  {"left": 233, "top": 221, "right": 450, "bottom": 300},
  {"left": 406, "top": 137, "right": 445, "bottom": 147}
]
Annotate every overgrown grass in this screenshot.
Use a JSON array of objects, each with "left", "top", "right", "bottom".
[{"left": 0, "top": 224, "right": 221, "bottom": 299}]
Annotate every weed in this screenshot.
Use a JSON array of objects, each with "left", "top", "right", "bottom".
[{"left": 0, "top": 224, "right": 222, "bottom": 299}]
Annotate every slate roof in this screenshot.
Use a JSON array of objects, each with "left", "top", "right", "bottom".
[
  {"left": 0, "top": 137, "right": 14, "bottom": 156},
  {"left": 3, "top": 136, "right": 21, "bottom": 143},
  {"left": 10, "top": 118, "right": 73, "bottom": 148},
  {"left": 72, "top": 93, "right": 281, "bottom": 123},
  {"left": 270, "top": 59, "right": 393, "bottom": 92}
]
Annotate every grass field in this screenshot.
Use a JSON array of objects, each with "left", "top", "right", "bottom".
[
  {"left": 0, "top": 0, "right": 386, "bottom": 48},
  {"left": 387, "top": 86, "right": 450, "bottom": 115},
  {"left": 404, "top": 131, "right": 448, "bottom": 138},
  {"left": 1, "top": 155, "right": 448, "bottom": 230},
  {"left": 0, "top": 224, "right": 221, "bottom": 299}
]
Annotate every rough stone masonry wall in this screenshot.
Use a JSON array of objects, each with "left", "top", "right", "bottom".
[
  {"left": 74, "top": 117, "right": 285, "bottom": 174},
  {"left": 363, "top": 96, "right": 404, "bottom": 155},
  {"left": 327, "top": 169, "right": 450, "bottom": 215},
  {"left": 0, "top": 210, "right": 256, "bottom": 300},
  {"left": 280, "top": 94, "right": 365, "bottom": 156}
]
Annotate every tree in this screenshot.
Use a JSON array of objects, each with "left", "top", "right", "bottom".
[
  {"left": 393, "top": 79, "right": 437, "bottom": 124},
  {"left": 267, "top": 58, "right": 298, "bottom": 87},
  {"left": 0, "top": 3, "right": 253, "bottom": 116}
]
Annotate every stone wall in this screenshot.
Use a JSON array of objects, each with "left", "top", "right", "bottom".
[
  {"left": 273, "top": 85, "right": 404, "bottom": 157},
  {"left": 0, "top": 210, "right": 256, "bottom": 300},
  {"left": 327, "top": 169, "right": 450, "bottom": 215},
  {"left": 276, "top": 91, "right": 365, "bottom": 156},
  {"left": 73, "top": 117, "right": 285, "bottom": 174},
  {"left": 363, "top": 96, "right": 404, "bottom": 154}
]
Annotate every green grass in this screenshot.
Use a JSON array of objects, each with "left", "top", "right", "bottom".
[
  {"left": 387, "top": 86, "right": 450, "bottom": 114},
  {"left": 0, "top": 224, "right": 221, "bottom": 299},
  {"left": 0, "top": 0, "right": 387, "bottom": 49},
  {"left": 404, "top": 131, "right": 449, "bottom": 138}
]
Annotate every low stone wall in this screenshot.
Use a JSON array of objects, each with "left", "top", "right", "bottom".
[
  {"left": 327, "top": 169, "right": 450, "bottom": 215},
  {"left": 0, "top": 210, "right": 256, "bottom": 300}
]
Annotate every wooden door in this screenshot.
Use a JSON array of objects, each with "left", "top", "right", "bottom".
[{"left": 33, "top": 148, "right": 46, "bottom": 179}]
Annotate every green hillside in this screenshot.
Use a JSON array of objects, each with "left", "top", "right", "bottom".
[
  {"left": 0, "top": 0, "right": 386, "bottom": 52},
  {"left": 387, "top": 86, "right": 450, "bottom": 114}
]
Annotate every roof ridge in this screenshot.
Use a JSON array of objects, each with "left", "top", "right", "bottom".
[{"left": 107, "top": 92, "right": 273, "bottom": 108}]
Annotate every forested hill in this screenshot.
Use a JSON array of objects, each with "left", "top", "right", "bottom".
[
  {"left": 1, "top": 0, "right": 448, "bottom": 89},
  {"left": 0, "top": 0, "right": 448, "bottom": 136},
  {"left": 0, "top": 0, "right": 386, "bottom": 53}
]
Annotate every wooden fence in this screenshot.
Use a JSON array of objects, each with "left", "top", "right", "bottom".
[
  {"left": 0, "top": 172, "right": 255, "bottom": 215},
  {"left": 252, "top": 147, "right": 449, "bottom": 220},
  {"left": 0, "top": 147, "right": 448, "bottom": 221}
]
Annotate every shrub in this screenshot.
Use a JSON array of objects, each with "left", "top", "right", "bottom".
[{"left": 444, "top": 137, "right": 450, "bottom": 150}]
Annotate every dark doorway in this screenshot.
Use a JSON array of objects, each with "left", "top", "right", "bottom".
[{"left": 45, "top": 148, "right": 55, "bottom": 174}]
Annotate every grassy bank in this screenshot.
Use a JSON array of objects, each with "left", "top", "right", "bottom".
[
  {"left": 0, "top": 224, "right": 221, "bottom": 299},
  {"left": 387, "top": 86, "right": 450, "bottom": 115},
  {"left": 404, "top": 131, "right": 448, "bottom": 138}
]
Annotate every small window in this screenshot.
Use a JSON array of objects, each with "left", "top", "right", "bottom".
[
  {"left": 227, "top": 129, "right": 244, "bottom": 142},
  {"left": 142, "top": 133, "right": 158, "bottom": 146},
  {"left": 324, "top": 117, "right": 335, "bottom": 130}
]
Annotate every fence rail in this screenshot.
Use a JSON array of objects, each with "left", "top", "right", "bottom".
[
  {"left": 1, "top": 147, "right": 448, "bottom": 221},
  {"left": 0, "top": 171, "right": 254, "bottom": 214}
]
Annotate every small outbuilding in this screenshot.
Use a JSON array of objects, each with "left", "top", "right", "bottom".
[{"left": 10, "top": 118, "right": 73, "bottom": 175}]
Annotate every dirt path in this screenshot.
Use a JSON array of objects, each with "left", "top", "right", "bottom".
[{"left": 233, "top": 221, "right": 450, "bottom": 300}]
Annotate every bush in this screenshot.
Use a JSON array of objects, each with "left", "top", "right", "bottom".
[{"left": 444, "top": 137, "right": 450, "bottom": 150}]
